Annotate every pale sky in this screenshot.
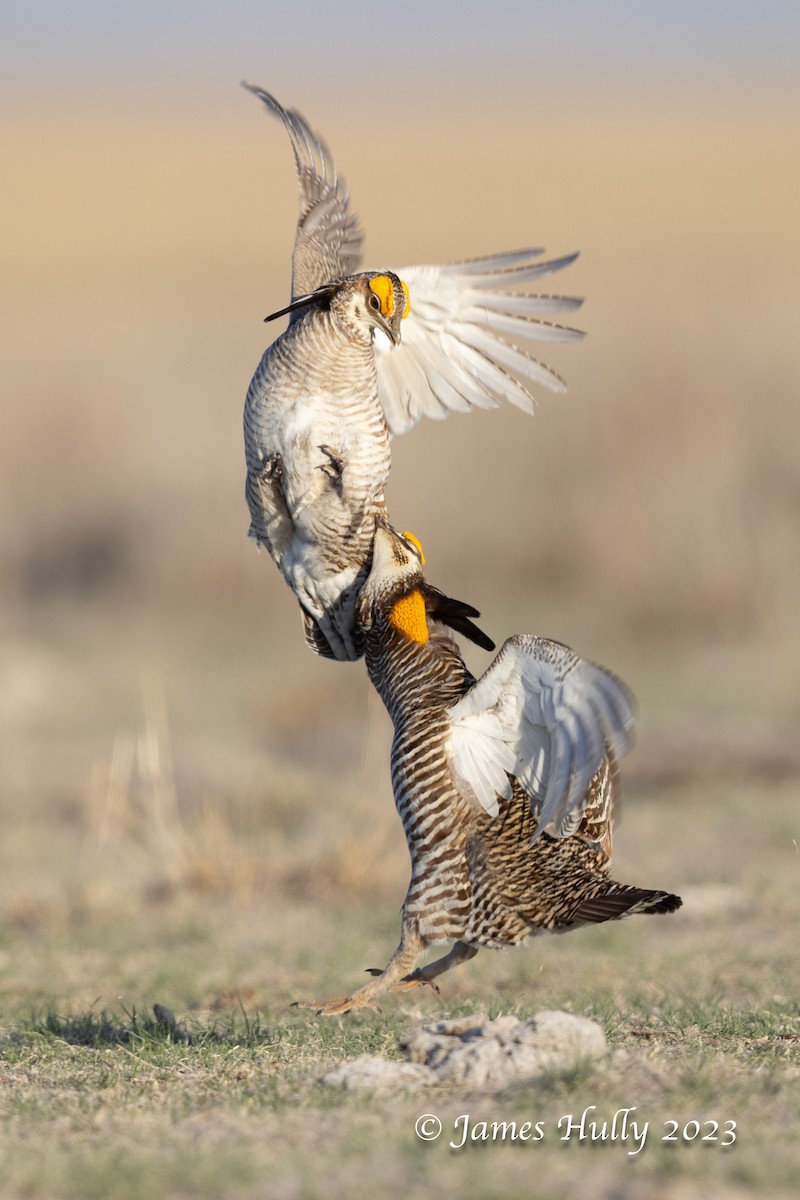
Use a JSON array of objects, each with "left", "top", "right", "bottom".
[{"left": 3, "top": 0, "right": 799, "bottom": 109}]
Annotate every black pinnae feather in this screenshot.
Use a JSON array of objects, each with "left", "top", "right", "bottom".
[
  {"left": 424, "top": 586, "right": 495, "bottom": 651},
  {"left": 265, "top": 282, "right": 338, "bottom": 322}
]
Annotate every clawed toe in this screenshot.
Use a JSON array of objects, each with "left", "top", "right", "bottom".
[
  {"left": 291, "top": 997, "right": 381, "bottom": 1017},
  {"left": 291, "top": 929, "right": 429, "bottom": 1015},
  {"left": 398, "top": 969, "right": 441, "bottom": 995},
  {"left": 262, "top": 453, "right": 283, "bottom": 481},
  {"left": 318, "top": 444, "right": 344, "bottom": 481},
  {"left": 362, "top": 965, "right": 440, "bottom": 995}
]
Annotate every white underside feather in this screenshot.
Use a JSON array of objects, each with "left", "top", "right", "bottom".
[
  {"left": 446, "top": 635, "right": 636, "bottom": 839},
  {"left": 374, "top": 250, "right": 584, "bottom": 436}
]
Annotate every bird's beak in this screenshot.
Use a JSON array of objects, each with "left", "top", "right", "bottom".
[
  {"left": 367, "top": 274, "right": 407, "bottom": 346},
  {"left": 385, "top": 320, "right": 401, "bottom": 346},
  {"left": 369, "top": 522, "right": 396, "bottom": 572}
]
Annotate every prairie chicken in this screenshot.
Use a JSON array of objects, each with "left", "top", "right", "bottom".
[
  {"left": 297, "top": 524, "right": 681, "bottom": 1015},
  {"left": 242, "top": 84, "right": 584, "bottom": 661}
]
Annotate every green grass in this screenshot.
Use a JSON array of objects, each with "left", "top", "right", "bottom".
[
  {"left": 2, "top": 984, "right": 798, "bottom": 1199},
  {"left": 1, "top": 658, "right": 799, "bottom": 1199},
  {"left": 0, "top": 654, "right": 797, "bottom": 1200},
  {"left": 2, "top": 840, "right": 799, "bottom": 1200}
]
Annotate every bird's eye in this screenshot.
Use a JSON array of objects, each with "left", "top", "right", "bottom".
[{"left": 369, "top": 293, "right": 381, "bottom": 312}]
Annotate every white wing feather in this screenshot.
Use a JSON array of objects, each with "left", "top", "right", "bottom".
[
  {"left": 375, "top": 251, "right": 584, "bottom": 435},
  {"left": 447, "top": 635, "right": 636, "bottom": 838}
]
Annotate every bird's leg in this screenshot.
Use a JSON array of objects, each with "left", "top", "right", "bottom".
[
  {"left": 318, "top": 444, "right": 344, "bottom": 482},
  {"left": 399, "top": 940, "right": 479, "bottom": 989},
  {"left": 293, "top": 921, "right": 424, "bottom": 1017}
]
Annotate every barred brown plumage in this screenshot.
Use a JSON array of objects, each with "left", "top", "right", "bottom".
[
  {"left": 295, "top": 524, "right": 681, "bottom": 1015},
  {"left": 242, "top": 84, "right": 585, "bottom": 661}
]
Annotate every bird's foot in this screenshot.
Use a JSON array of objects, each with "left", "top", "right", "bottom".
[
  {"left": 366, "top": 966, "right": 440, "bottom": 995},
  {"left": 262, "top": 452, "right": 283, "bottom": 481},
  {"left": 397, "top": 967, "right": 441, "bottom": 995},
  {"left": 318, "top": 444, "right": 344, "bottom": 481},
  {"left": 291, "top": 995, "right": 381, "bottom": 1017},
  {"left": 293, "top": 963, "right": 426, "bottom": 1016}
]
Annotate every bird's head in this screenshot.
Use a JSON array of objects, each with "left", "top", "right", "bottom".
[
  {"left": 357, "top": 523, "right": 429, "bottom": 642},
  {"left": 265, "top": 270, "right": 410, "bottom": 346},
  {"left": 331, "top": 271, "right": 410, "bottom": 347},
  {"left": 358, "top": 522, "right": 495, "bottom": 653}
]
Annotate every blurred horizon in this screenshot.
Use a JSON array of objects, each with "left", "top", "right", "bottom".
[
  {"left": 2, "top": 2, "right": 799, "bottom": 814},
  {"left": 4, "top": 0, "right": 800, "bottom": 100}
]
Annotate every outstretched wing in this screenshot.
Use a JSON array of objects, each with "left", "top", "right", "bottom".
[
  {"left": 375, "top": 250, "right": 584, "bottom": 435},
  {"left": 446, "top": 635, "right": 635, "bottom": 837},
  {"left": 242, "top": 83, "right": 363, "bottom": 300}
]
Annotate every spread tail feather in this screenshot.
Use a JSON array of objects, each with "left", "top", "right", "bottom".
[{"left": 564, "top": 884, "right": 682, "bottom": 927}]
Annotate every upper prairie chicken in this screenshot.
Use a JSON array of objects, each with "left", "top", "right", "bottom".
[
  {"left": 242, "top": 84, "right": 584, "bottom": 661},
  {"left": 297, "top": 525, "right": 681, "bottom": 1015}
]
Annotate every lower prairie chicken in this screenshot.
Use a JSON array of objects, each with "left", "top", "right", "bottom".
[
  {"left": 242, "top": 84, "right": 584, "bottom": 660},
  {"left": 297, "top": 524, "right": 681, "bottom": 1015}
]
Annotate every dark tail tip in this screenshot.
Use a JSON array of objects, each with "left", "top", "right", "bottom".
[
  {"left": 647, "top": 891, "right": 683, "bottom": 915},
  {"left": 569, "top": 886, "right": 682, "bottom": 925}
]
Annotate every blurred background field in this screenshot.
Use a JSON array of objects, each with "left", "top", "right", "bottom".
[
  {"left": 3, "top": 80, "right": 798, "bottom": 879},
  {"left": 1, "top": 3, "right": 799, "bottom": 1197}
]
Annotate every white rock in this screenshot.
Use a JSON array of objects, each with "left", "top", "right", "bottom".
[
  {"left": 318, "top": 1011, "right": 607, "bottom": 1095},
  {"left": 403, "top": 1011, "right": 606, "bottom": 1089}
]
